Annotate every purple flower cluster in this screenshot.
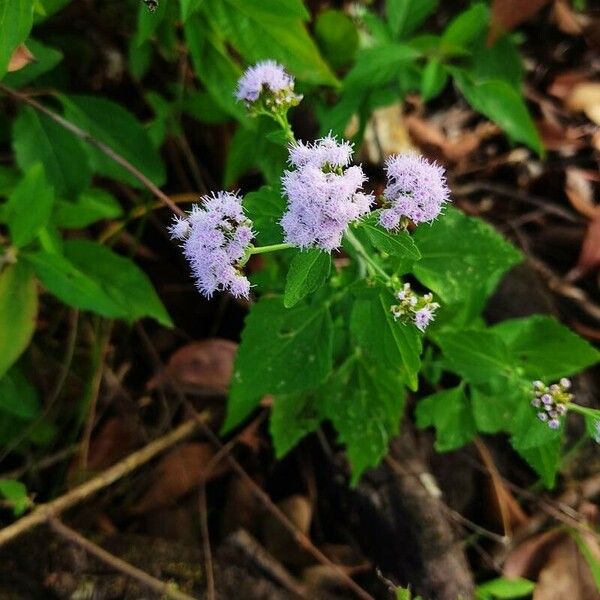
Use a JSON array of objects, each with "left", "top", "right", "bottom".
[
  {"left": 390, "top": 283, "right": 439, "bottom": 332},
  {"left": 531, "top": 378, "right": 572, "bottom": 430},
  {"left": 169, "top": 192, "right": 253, "bottom": 299},
  {"left": 280, "top": 135, "right": 373, "bottom": 251},
  {"left": 235, "top": 61, "right": 301, "bottom": 111},
  {"left": 380, "top": 153, "right": 450, "bottom": 230}
]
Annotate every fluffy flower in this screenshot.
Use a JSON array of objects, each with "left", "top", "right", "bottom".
[
  {"left": 390, "top": 283, "right": 439, "bottom": 332},
  {"left": 170, "top": 191, "right": 253, "bottom": 299},
  {"left": 235, "top": 60, "right": 301, "bottom": 110},
  {"left": 380, "top": 153, "right": 450, "bottom": 229},
  {"left": 531, "top": 378, "right": 572, "bottom": 430},
  {"left": 281, "top": 136, "right": 373, "bottom": 251}
]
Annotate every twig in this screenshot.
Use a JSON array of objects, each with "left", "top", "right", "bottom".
[
  {"left": 49, "top": 518, "right": 197, "bottom": 600},
  {"left": 190, "top": 412, "right": 376, "bottom": 600},
  {"left": 0, "top": 415, "right": 207, "bottom": 548},
  {"left": 0, "top": 83, "right": 186, "bottom": 218}
]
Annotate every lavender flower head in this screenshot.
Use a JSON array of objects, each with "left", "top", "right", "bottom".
[
  {"left": 380, "top": 153, "right": 450, "bottom": 230},
  {"left": 531, "top": 378, "right": 573, "bottom": 430},
  {"left": 235, "top": 60, "right": 301, "bottom": 112},
  {"left": 390, "top": 283, "right": 439, "bottom": 332},
  {"left": 169, "top": 191, "right": 253, "bottom": 299},
  {"left": 281, "top": 135, "right": 374, "bottom": 251}
]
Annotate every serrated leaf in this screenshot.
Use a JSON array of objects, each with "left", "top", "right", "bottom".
[
  {"left": 0, "top": 262, "right": 37, "bottom": 380},
  {"left": 270, "top": 391, "right": 320, "bottom": 458},
  {"left": 243, "top": 185, "right": 286, "bottom": 245},
  {"left": 225, "top": 297, "right": 333, "bottom": 431},
  {"left": 284, "top": 249, "right": 331, "bottom": 308},
  {"left": 321, "top": 355, "right": 405, "bottom": 483},
  {"left": 350, "top": 286, "right": 421, "bottom": 390},
  {"left": 435, "top": 329, "right": 513, "bottom": 384},
  {"left": 492, "top": 315, "right": 600, "bottom": 381},
  {"left": 25, "top": 250, "right": 124, "bottom": 317},
  {"left": 52, "top": 188, "right": 123, "bottom": 229},
  {"left": 416, "top": 386, "right": 476, "bottom": 452},
  {"left": 412, "top": 207, "right": 522, "bottom": 310},
  {"left": 13, "top": 107, "right": 92, "bottom": 197},
  {"left": 0, "top": 366, "right": 39, "bottom": 420},
  {"left": 5, "top": 164, "right": 54, "bottom": 248},
  {"left": 61, "top": 95, "right": 165, "bottom": 188},
  {"left": 63, "top": 240, "right": 172, "bottom": 327},
  {"left": 360, "top": 219, "right": 421, "bottom": 259}
]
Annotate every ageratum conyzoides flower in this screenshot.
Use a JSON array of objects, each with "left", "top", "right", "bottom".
[{"left": 170, "top": 191, "right": 253, "bottom": 299}]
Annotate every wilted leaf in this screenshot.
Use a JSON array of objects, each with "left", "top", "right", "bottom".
[{"left": 133, "top": 442, "right": 229, "bottom": 513}]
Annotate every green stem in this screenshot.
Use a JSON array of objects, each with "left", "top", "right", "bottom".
[
  {"left": 345, "top": 229, "right": 390, "bottom": 281},
  {"left": 272, "top": 111, "right": 296, "bottom": 144},
  {"left": 568, "top": 403, "right": 600, "bottom": 419},
  {"left": 250, "top": 242, "right": 293, "bottom": 255}
]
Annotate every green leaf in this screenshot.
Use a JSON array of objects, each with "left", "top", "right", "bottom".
[
  {"left": 476, "top": 576, "right": 535, "bottom": 600},
  {"left": 386, "top": 0, "right": 438, "bottom": 39},
  {"left": 416, "top": 386, "right": 476, "bottom": 452},
  {"left": 510, "top": 393, "right": 563, "bottom": 451},
  {"left": 63, "top": 240, "right": 172, "bottom": 327},
  {"left": 512, "top": 435, "right": 562, "bottom": 488},
  {"left": 3, "top": 39, "right": 63, "bottom": 88},
  {"left": 181, "top": 90, "right": 231, "bottom": 124},
  {"left": 452, "top": 70, "right": 543, "bottom": 155},
  {"left": 52, "top": 188, "right": 123, "bottom": 229},
  {"left": 571, "top": 530, "right": 600, "bottom": 592},
  {"left": 360, "top": 219, "right": 421, "bottom": 260},
  {"left": 421, "top": 59, "right": 448, "bottom": 101},
  {"left": 270, "top": 391, "right": 320, "bottom": 458},
  {"left": 441, "top": 3, "right": 488, "bottom": 48},
  {"left": 225, "top": 297, "right": 333, "bottom": 431},
  {"left": 13, "top": 106, "right": 92, "bottom": 197},
  {"left": 0, "top": 478, "right": 29, "bottom": 516},
  {"left": 0, "top": 263, "right": 37, "bottom": 380},
  {"left": 344, "top": 43, "right": 419, "bottom": 90},
  {"left": 135, "top": 0, "right": 167, "bottom": 44},
  {"left": 315, "top": 9, "right": 358, "bottom": 69},
  {"left": 492, "top": 315, "right": 600, "bottom": 381},
  {"left": 205, "top": 0, "right": 337, "bottom": 87},
  {"left": 181, "top": 0, "right": 204, "bottom": 21},
  {"left": 0, "top": 366, "right": 40, "bottom": 420},
  {"left": 0, "top": 0, "right": 34, "bottom": 78},
  {"left": 322, "top": 355, "right": 405, "bottom": 483},
  {"left": 350, "top": 287, "right": 421, "bottom": 390},
  {"left": 470, "top": 385, "right": 521, "bottom": 434},
  {"left": 435, "top": 329, "right": 513, "bottom": 384},
  {"left": 25, "top": 250, "right": 124, "bottom": 317},
  {"left": 61, "top": 95, "right": 165, "bottom": 188},
  {"left": 412, "top": 207, "right": 522, "bottom": 309},
  {"left": 5, "top": 164, "right": 54, "bottom": 248},
  {"left": 284, "top": 249, "right": 331, "bottom": 308},
  {"left": 243, "top": 186, "right": 286, "bottom": 246},
  {"left": 471, "top": 34, "right": 523, "bottom": 89}
]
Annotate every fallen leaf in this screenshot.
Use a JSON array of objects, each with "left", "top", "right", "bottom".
[
  {"left": 574, "top": 213, "right": 600, "bottom": 276},
  {"left": 565, "top": 168, "right": 599, "bottom": 219},
  {"left": 148, "top": 338, "right": 237, "bottom": 394},
  {"left": 536, "top": 119, "right": 587, "bottom": 152},
  {"left": 566, "top": 83, "right": 600, "bottom": 125},
  {"left": 362, "top": 104, "right": 413, "bottom": 163},
  {"left": 489, "top": 0, "right": 550, "bottom": 44},
  {"left": 85, "top": 417, "right": 141, "bottom": 472},
  {"left": 548, "top": 71, "right": 589, "bottom": 101},
  {"left": 132, "top": 442, "right": 229, "bottom": 513},
  {"left": 7, "top": 45, "right": 35, "bottom": 72},
  {"left": 552, "top": 0, "right": 585, "bottom": 35},
  {"left": 504, "top": 530, "right": 564, "bottom": 579}
]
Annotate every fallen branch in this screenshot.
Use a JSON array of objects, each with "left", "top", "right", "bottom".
[
  {"left": 0, "top": 415, "right": 207, "bottom": 548},
  {"left": 0, "top": 83, "right": 186, "bottom": 218},
  {"left": 49, "top": 518, "right": 197, "bottom": 600}
]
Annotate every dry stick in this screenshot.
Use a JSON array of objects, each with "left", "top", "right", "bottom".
[
  {"left": 0, "top": 415, "right": 206, "bottom": 548},
  {"left": 0, "top": 84, "right": 186, "bottom": 218},
  {"left": 190, "top": 412, "right": 376, "bottom": 600},
  {"left": 49, "top": 518, "right": 197, "bottom": 600}
]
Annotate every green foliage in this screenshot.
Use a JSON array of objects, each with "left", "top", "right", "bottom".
[
  {"left": 315, "top": 9, "right": 359, "bottom": 69},
  {"left": 284, "top": 249, "right": 331, "bottom": 308},
  {"left": 0, "top": 263, "right": 37, "bottom": 380},
  {"left": 0, "top": 366, "right": 40, "bottom": 420},
  {"left": 0, "top": 478, "right": 30, "bottom": 516},
  {"left": 0, "top": 0, "right": 34, "bottom": 78},
  {"left": 476, "top": 577, "right": 535, "bottom": 600}
]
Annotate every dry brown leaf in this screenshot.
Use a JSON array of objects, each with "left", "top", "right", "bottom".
[
  {"left": 548, "top": 71, "right": 589, "bottom": 101},
  {"left": 85, "top": 417, "right": 141, "bottom": 472},
  {"left": 575, "top": 213, "right": 600, "bottom": 275},
  {"left": 7, "top": 45, "right": 35, "bottom": 72},
  {"left": 566, "top": 83, "right": 600, "bottom": 125},
  {"left": 149, "top": 338, "right": 237, "bottom": 394},
  {"left": 132, "top": 442, "right": 229, "bottom": 513},
  {"left": 489, "top": 0, "right": 551, "bottom": 44},
  {"left": 565, "top": 168, "right": 599, "bottom": 219},
  {"left": 504, "top": 530, "right": 564, "bottom": 579},
  {"left": 533, "top": 535, "right": 600, "bottom": 600},
  {"left": 552, "top": 0, "right": 584, "bottom": 35},
  {"left": 536, "top": 119, "right": 587, "bottom": 152},
  {"left": 362, "top": 104, "right": 413, "bottom": 163}
]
